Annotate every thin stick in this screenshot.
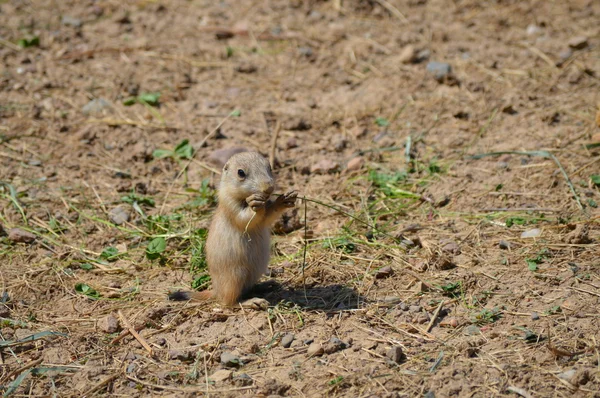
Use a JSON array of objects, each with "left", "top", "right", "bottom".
[
  {"left": 117, "top": 310, "right": 153, "bottom": 354},
  {"left": 269, "top": 120, "right": 281, "bottom": 168},
  {"left": 507, "top": 385, "right": 533, "bottom": 398},
  {"left": 1, "top": 358, "right": 42, "bottom": 384},
  {"left": 82, "top": 373, "right": 120, "bottom": 397},
  {"left": 425, "top": 301, "right": 444, "bottom": 333},
  {"left": 125, "top": 375, "right": 254, "bottom": 393},
  {"left": 374, "top": 0, "right": 408, "bottom": 23},
  {"left": 302, "top": 197, "right": 308, "bottom": 303},
  {"left": 243, "top": 211, "right": 257, "bottom": 241}
]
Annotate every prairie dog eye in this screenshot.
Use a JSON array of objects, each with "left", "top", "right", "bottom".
[{"left": 237, "top": 169, "right": 246, "bottom": 178}]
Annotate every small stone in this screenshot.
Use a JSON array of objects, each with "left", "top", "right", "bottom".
[
  {"left": 415, "top": 49, "right": 431, "bottom": 63},
  {"left": 126, "top": 362, "right": 137, "bottom": 373},
  {"left": 114, "top": 11, "right": 131, "bottom": 24},
  {"left": 440, "top": 318, "right": 459, "bottom": 328},
  {"left": 109, "top": 206, "right": 129, "bottom": 225},
  {"left": 220, "top": 352, "right": 242, "bottom": 368},
  {"left": 8, "top": 228, "right": 36, "bottom": 243},
  {"left": 441, "top": 241, "right": 461, "bottom": 255},
  {"left": 409, "top": 305, "right": 422, "bottom": 313},
  {"left": 557, "top": 48, "right": 573, "bottom": 66},
  {"left": 28, "top": 159, "right": 42, "bottom": 167},
  {"left": 346, "top": 156, "right": 365, "bottom": 172},
  {"left": 61, "top": 15, "right": 82, "bottom": 27},
  {"left": 168, "top": 349, "right": 193, "bottom": 361},
  {"left": 526, "top": 24, "right": 542, "bottom": 36},
  {"left": 235, "top": 63, "right": 258, "bottom": 74},
  {"left": 463, "top": 325, "right": 480, "bottom": 336},
  {"left": 531, "top": 312, "right": 539, "bottom": 321},
  {"left": 426, "top": 61, "right": 452, "bottom": 82},
  {"left": 310, "top": 159, "right": 339, "bottom": 175},
  {"left": 568, "top": 36, "right": 588, "bottom": 50},
  {"left": 398, "top": 45, "right": 416, "bottom": 64},
  {"left": 298, "top": 47, "right": 313, "bottom": 57},
  {"left": 99, "top": 314, "right": 120, "bottom": 333},
  {"left": 424, "top": 391, "right": 435, "bottom": 398},
  {"left": 233, "top": 373, "right": 253, "bottom": 386},
  {"left": 155, "top": 337, "right": 166, "bottom": 346},
  {"left": 283, "top": 118, "right": 311, "bottom": 131},
  {"left": 498, "top": 240, "right": 511, "bottom": 250},
  {"left": 207, "top": 147, "right": 248, "bottom": 169},
  {"left": 414, "top": 313, "right": 430, "bottom": 324},
  {"left": 281, "top": 333, "right": 295, "bottom": 348},
  {"left": 502, "top": 104, "right": 518, "bottom": 115},
  {"left": 375, "top": 266, "right": 393, "bottom": 279},
  {"left": 210, "top": 369, "right": 233, "bottom": 382},
  {"left": 303, "top": 338, "right": 314, "bottom": 345},
  {"left": 521, "top": 228, "right": 541, "bottom": 238},
  {"left": 307, "top": 342, "right": 324, "bottom": 357},
  {"left": 386, "top": 346, "right": 405, "bottom": 364},
  {"left": 332, "top": 135, "right": 348, "bottom": 152},
  {"left": 323, "top": 337, "right": 346, "bottom": 354},
  {"left": 82, "top": 98, "right": 111, "bottom": 115}
]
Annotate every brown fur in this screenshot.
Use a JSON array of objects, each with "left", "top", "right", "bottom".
[{"left": 169, "top": 152, "right": 296, "bottom": 306}]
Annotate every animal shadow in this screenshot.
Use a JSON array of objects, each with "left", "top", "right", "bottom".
[{"left": 244, "top": 279, "right": 365, "bottom": 311}]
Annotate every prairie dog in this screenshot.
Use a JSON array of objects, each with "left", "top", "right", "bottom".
[{"left": 169, "top": 152, "right": 297, "bottom": 306}]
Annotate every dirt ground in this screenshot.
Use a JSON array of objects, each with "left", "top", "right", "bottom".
[{"left": 1, "top": 0, "right": 600, "bottom": 396}]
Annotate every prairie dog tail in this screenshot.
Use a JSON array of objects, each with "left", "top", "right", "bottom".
[{"left": 168, "top": 290, "right": 212, "bottom": 302}]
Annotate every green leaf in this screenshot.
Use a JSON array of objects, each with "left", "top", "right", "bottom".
[
  {"left": 121, "top": 193, "right": 155, "bottom": 207},
  {"left": 79, "top": 263, "right": 94, "bottom": 271},
  {"left": 588, "top": 199, "right": 598, "bottom": 208},
  {"left": 18, "top": 36, "right": 40, "bottom": 48},
  {"left": 375, "top": 117, "right": 389, "bottom": 127},
  {"left": 506, "top": 217, "right": 526, "bottom": 228},
  {"left": 174, "top": 139, "right": 193, "bottom": 160},
  {"left": 230, "top": 109, "right": 241, "bottom": 117},
  {"left": 138, "top": 92, "right": 161, "bottom": 106},
  {"left": 75, "top": 283, "right": 101, "bottom": 299},
  {"left": 191, "top": 274, "right": 211, "bottom": 290},
  {"left": 495, "top": 184, "right": 503, "bottom": 191},
  {"left": 591, "top": 175, "right": 600, "bottom": 187},
  {"left": 526, "top": 259, "right": 538, "bottom": 271},
  {"left": 122, "top": 97, "right": 137, "bottom": 106},
  {"left": 146, "top": 237, "right": 167, "bottom": 260},
  {"left": 152, "top": 149, "right": 174, "bottom": 159},
  {"left": 99, "top": 247, "right": 119, "bottom": 261},
  {"left": 226, "top": 46, "right": 234, "bottom": 58}
]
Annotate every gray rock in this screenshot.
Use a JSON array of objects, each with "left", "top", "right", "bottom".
[
  {"left": 307, "top": 342, "right": 324, "bottom": 357},
  {"left": 207, "top": 147, "right": 248, "bottom": 169},
  {"left": 99, "top": 314, "right": 120, "bottom": 333},
  {"left": 426, "top": 62, "right": 452, "bottom": 82},
  {"left": 526, "top": 24, "right": 542, "bottom": 36},
  {"left": 61, "top": 15, "right": 82, "bottom": 28},
  {"left": 168, "top": 349, "right": 193, "bottom": 361},
  {"left": 281, "top": 333, "right": 295, "bottom": 348},
  {"left": 409, "top": 305, "right": 422, "bottom": 313},
  {"left": 220, "top": 352, "right": 242, "bottom": 368},
  {"left": 558, "top": 368, "right": 577, "bottom": 381},
  {"left": 323, "top": 337, "right": 346, "bottom": 354},
  {"left": 386, "top": 346, "right": 405, "bottom": 364},
  {"left": 82, "top": 98, "right": 111, "bottom": 115},
  {"left": 463, "top": 325, "right": 480, "bottom": 336},
  {"left": 233, "top": 373, "right": 253, "bottom": 386},
  {"left": 531, "top": 312, "right": 539, "bottom": 321},
  {"left": 499, "top": 240, "right": 511, "bottom": 250},
  {"left": 415, "top": 49, "right": 431, "bottom": 63},
  {"left": 441, "top": 241, "right": 461, "bottom": 255},
  {"left": 109, "top": 206, "right": 129, "bottom": 225},
  {"left": 210, "top": 369, "right": 233, "bottom": 382},
  {"left": 8, "top": 228, "right": 36, "bottom": 244}
]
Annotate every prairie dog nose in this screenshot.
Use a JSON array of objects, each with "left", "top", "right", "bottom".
[{"left": 261, "top": 184, "right": 274, "bottom": 195}]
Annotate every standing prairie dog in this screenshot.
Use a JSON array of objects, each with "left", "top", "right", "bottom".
[{"left": 169, "top": 152, "right": 297, "bottom": 307}]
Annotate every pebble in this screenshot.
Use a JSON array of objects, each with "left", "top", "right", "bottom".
[
  {"left": 409, "top": 305, "right": 422, "bottom": 313},
  {"left": 375, "top": 265, "right": 393, "bottom": 279},
  {"left": 386, "top": 346, "right": 405, "bottom": 364},
  {"left": 220, "top": 352, "right": 242, "bottom": 368},
  {"left": 283, "top": 118, "right": 311, "bottom": 131},
  {"left": 415, "top": 49, "right": 431, "bottom": 63},
  {"left": 531, "top": 312, "right": 539, "bottom": 321},
  {"left": 526, "top": 24, "right": 542, "bottom": 36},
  {"left": 281, "top": 333, "right": 295, "bottom": 348},
  {"left": 109, "top": 206, "right": 129, "bottom": 225},
  {"left": 207, "top": 147, "right": 248, "bottom": 169},
  {"left": 61, "top": 15, "right": 82, "bottom": 27},
  {"left": 414, "top": 314, "right": 430, "bottom": 324},
  {"left": 285, "top": 137, "right": 298, "bottom": 149},
  {"left": 233, "top": 373, "right": 253, "bottom": 386},
  {"left": 346, "top": 156, "right": 365, "bottom": 172},
  {"left": 332, "top": 135, "right": 348, "bottom": 152},
  {"left": 323, "top": 337, "right": 346, "bottom": 354},
  {"left": 498, "top": 240, "right": 511, "bottom": 250},
  {"left": 99, "top": 314, "right": 120, "bottom": 333},
  {"left": 426, "top": 61, "right": 452, "bottom": 82},
  {"left": 82, "top": 98, "right": 111, "bottom": 115},
  {"left": 558, "top": 368, "right": 577, "bottom": 381},
  {"left": 8, "top": 228, "right": 36, "bottom": 243},
  {"left": 307, "top": 342, "right": 324, "bottom": 357},
  {"left": 168, "top": 349, "right": 193, "bottom": 361},
  {"left": 441, "top": 241, "right": 461, "bottom": 255},
  {"left": 310, "top": 159, "right": 339, "bottom": 175},
  {"left": 155, "top": 337, "right": 166, "bottom": 346},
  {"left": 463, "top": 325, "right": 480, "bottom": 336},
  {"left": 568, "top": 36, "right": 588, "bottom": 50},
  {"left": 298, "top": 47, "right": 313, "bottom": 57},
  {"left": 557, "top": 48, "right": 572, "bottom": 66},
  {"left": 210, "top": 369, "right": 233, "bottom": 382},
  {"left": 235, "top": 63, "right": 258, "bottom": 74},
  {"left": 520, "top": 228, "right": 541, "bottom": 238}
]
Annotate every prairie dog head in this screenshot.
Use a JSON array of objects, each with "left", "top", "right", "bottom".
[{"left": 219, "top": 152, "right": 275, "bottom": 201}]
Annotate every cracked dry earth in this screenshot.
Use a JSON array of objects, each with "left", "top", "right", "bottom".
[{"left": 1, "top": 0, "right": 600, "bottom": 397}]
